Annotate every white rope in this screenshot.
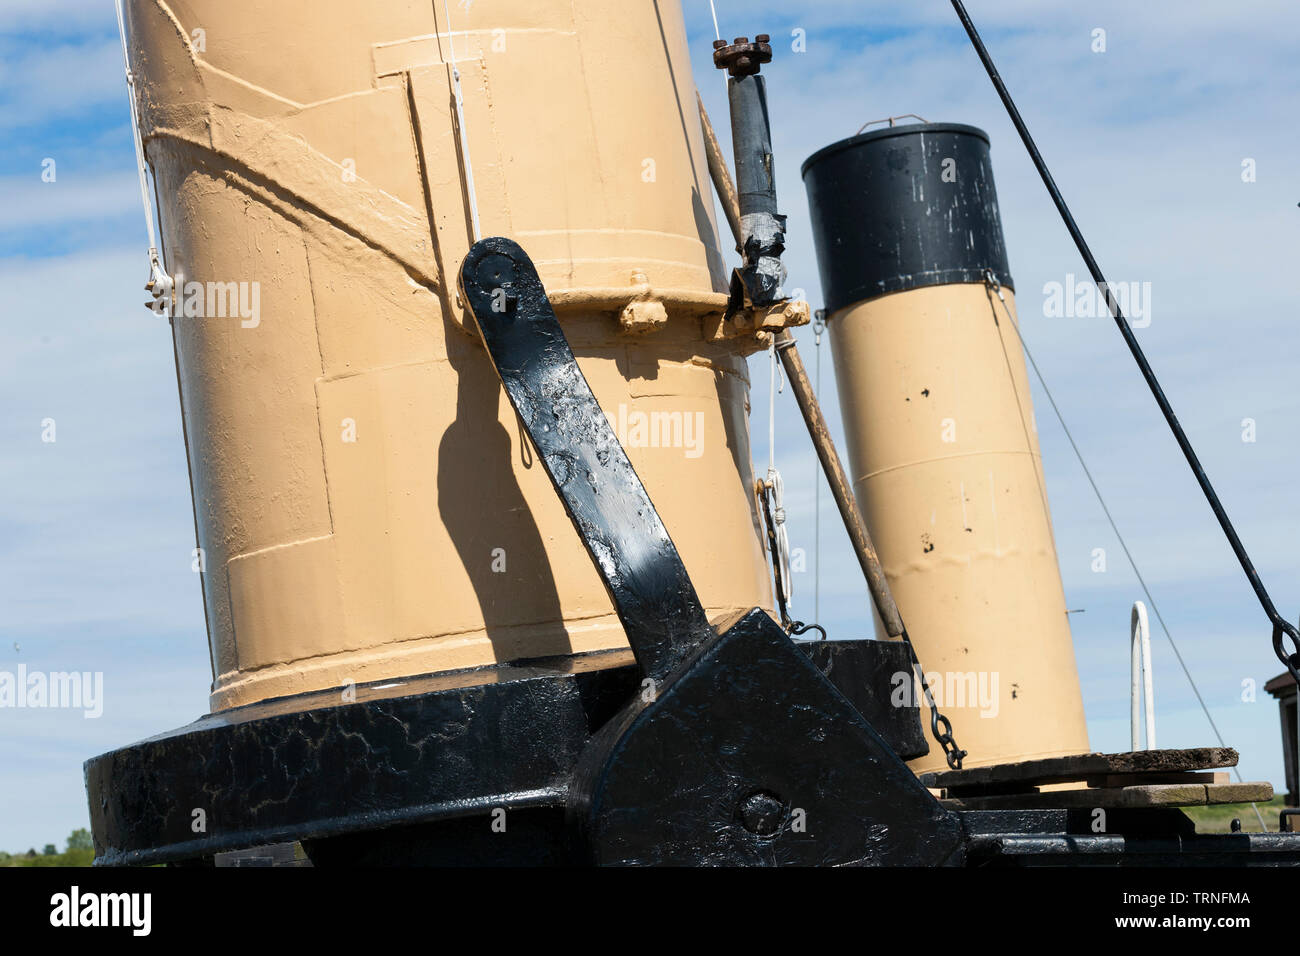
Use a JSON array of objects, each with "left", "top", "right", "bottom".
[
  {"left": 442, "top": 0, "right": 482, "bottom": 242},
  {"left": 113, "top": 0, "right": 172, "bottom": 316},
  {"left": 114, "top": 0, "right": 155, "bottom": 251},
  {"left": 709, "top": 1, "right": 728, "bottom": 95},
  {"left": 766, "top": 335, "right": 792, "bottom": 607},
  {"left": 768, "top": 334, "right": 776, "bottom": 474},
  {"left": 767, "top": 466, "right": 792, "bottom": 608}
]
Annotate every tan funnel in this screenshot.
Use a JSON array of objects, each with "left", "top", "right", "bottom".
[
  {"left": 803, "top": 124, "right": 1089, "bottom": 771},
  {"left": 122, "top": 0, "right": 801, "bottom": 710}
]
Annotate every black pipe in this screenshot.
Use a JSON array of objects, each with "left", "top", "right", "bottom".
[{"left": 715, "top": 35, "right": 786, "bottom": 306}]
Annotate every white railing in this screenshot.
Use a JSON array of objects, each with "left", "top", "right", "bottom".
[{"left": 1131, "top": 601, "right": 1156, "bottom": 750}]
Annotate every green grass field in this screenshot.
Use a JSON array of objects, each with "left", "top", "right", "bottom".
[
  {"left": 2, "top": 848, "right": 94, "bottom": 867},
  {"left": 1180, "top": 795, "right": 1292, "bottom": 833},
  {"left": 1, "top": 829, "right": 95, "bottom": 867}
]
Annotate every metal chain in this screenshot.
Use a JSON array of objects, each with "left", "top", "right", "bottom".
[{"left": 900, "top": 628, "right": 967, "bottom": 770}]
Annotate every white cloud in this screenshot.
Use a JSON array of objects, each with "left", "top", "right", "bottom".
[
  {"left": 0, "top": 0, "right": 115, "bottom": 34},
  {"left": 0, "top": 170, "right": 141, "bottom": 230},
  {"left": 0, "top": 38, "right": 126, "bottom": 132}
]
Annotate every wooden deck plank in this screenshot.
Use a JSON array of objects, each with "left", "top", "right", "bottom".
[
  {"left": 940, "top": 781, "right": 1271, "bottom": 812},
  {"left": 919, "top": 747, "right": 1237, "bottom": 790},
  {"left": 1085, "top": 771, "right": 1229, "bottom": 788}
]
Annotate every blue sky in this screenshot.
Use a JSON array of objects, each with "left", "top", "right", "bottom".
[{"left": 1, "top": 0, "right": 1297, "bottom": 851}]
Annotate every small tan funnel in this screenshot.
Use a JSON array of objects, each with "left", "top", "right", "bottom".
[{"left": 802, "top": 123, "right": 1090, "bottom": 771}]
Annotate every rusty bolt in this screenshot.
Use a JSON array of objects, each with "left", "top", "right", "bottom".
[{"left": 712, "top": 33, "right": 773, "bottom": 78}]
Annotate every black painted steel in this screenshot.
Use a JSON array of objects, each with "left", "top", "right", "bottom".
[
  {"left": 725, "top": 71, "right": 787, "bottom": 307},
  {"left": 960, "top": 808, "right": 1196, "bottom": 838},
  {"left": 729, "top": 75, "right": 778, "bottom": 218},
  {"left": 802, "top": 123, "right": 1014, "bottom": 313},
  {"left": 950, "top": 0, "right": 1300, "bottom": 686},
  {"left": 802, "top": 639, "right": 929, "bottom": 761},
  {"left": 961, "top": 807, "right": 1300, "bottom": 865},
  {"left": 84, "top": 653, "right": 635, "bottom": 866},
  {"left": 458, "top": 237, "right": 713, "bottom": 684},
  {"left": 567, "top": 609, "right": 967, "bottom": 866},
  {"left": 86, "top": 622, "right": 1295, "bottom": 866},
  {"left": 83, "top": 638, "right": 933, "bottom": 865},
  {"left": 967, "top": 833, "right": 1300, "bottom": 867}
]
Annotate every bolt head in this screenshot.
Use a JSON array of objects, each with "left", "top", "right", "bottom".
[{"left": 738, "top": 789, "right": 786, "bottom": 837}]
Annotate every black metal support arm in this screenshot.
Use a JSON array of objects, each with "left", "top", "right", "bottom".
[
  {"left": 457, "top": 238, "right": 714, "bottom": 684},
  {"left": 951, "top": 0, "right": 1300, "bottom": 684}
]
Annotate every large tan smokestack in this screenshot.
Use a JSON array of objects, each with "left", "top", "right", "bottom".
[
  {"left": 802, "top": 123, "right": 1089, "bottom": 771},
  {"left": 122, "top": 0, "right": 804, "bottom": 710}
]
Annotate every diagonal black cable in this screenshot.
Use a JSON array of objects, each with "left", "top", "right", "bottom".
[{"left": 951, "top": 0, "right": 1300, "bottom": 689}]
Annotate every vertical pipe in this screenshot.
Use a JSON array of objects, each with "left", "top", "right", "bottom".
[
  {"left": 714, "top": 36, "right": 786, "bottom": 307},
  {"left": 727, "top": 74, "right": 777, "bottom": 217}
]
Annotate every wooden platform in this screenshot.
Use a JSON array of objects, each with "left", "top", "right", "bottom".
[
  {"left": 921, "top": 748, "right": 1270, "bottom": 812},
  {"left": 941, "top": 781, "right": 1271, "bottom": 811},
  {"left": 920, "top": 747, "right": 1237, "bottom": 790}
]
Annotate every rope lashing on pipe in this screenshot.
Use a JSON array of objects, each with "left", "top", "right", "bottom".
[
  {"left": 113, "top": 0, "right": 172, "bottom": 317},
  {"left": 764, "top": 333, "right": 794, "bottom": 612}
]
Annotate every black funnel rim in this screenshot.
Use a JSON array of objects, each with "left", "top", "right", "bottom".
[{"left": 801, "top": 122, "right": 990, "bottom": 179}]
